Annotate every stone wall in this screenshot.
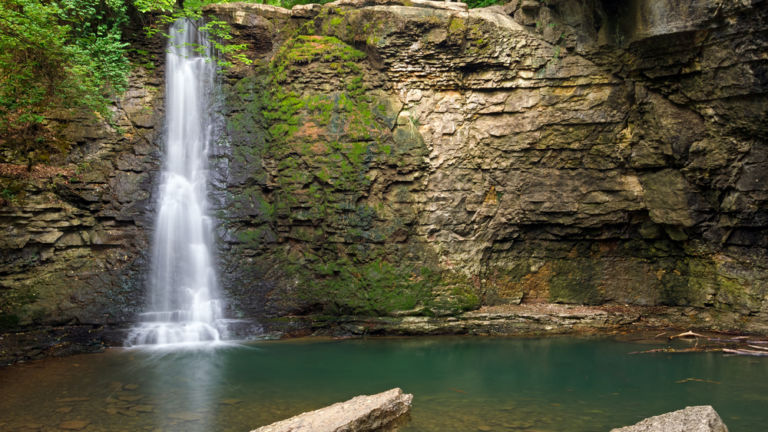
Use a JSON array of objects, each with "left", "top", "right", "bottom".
[
  {"left": 0, "top": 26, "right": 166, "bottom": 362},
  {"left": 207, "top": 0, "right": 768, "bottom": 333}
]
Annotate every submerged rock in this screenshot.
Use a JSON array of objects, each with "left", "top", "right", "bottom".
[
  {"left": 611, "top": 406, "right": 728, "bottom": 432},
  {"left": 58, "top": 420, "right": 90, "bottom": 430},
  {"left": 251, "top": 388, "right": 413, "bottom": 432}
]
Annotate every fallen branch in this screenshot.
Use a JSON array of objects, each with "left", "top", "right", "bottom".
[
  {"left": 723, "top": 348, "right": 768, "bottom": 357},
  {"left": 629, "top": 347, "right": 719, "bottom": 355},
  {"left": 669, "top": 330, "right": 704, "bottom": 340},
  {"left": 675, "top": 377, "right": 720, "bottom": 384}
]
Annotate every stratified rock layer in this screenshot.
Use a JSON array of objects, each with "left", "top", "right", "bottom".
[
  {"left": 611, "top": 405, "right": 729, "bottom": 432},
  {"left": 0, "top": 25, "right": 166, "bottom": 363},
  {"left": 251, "top": 388, "right": 413, "bottom": 432},
  {"left": 2, "top": 0, "right": 768, "bottom": 362},
  {"left": 207, "top": 0, "right": 768, "bottom": 334}
]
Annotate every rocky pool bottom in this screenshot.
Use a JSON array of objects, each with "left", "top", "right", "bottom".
[{"left": 0, "top": 335, "right": 766, "bottom": 432}]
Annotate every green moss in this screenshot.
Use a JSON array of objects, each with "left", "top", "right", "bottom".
[
  {"left": 0, "top": 179, "right": 26, "bottom": 205},
  {"left": 549, "top": 259, "right": 604, "bottom": 305},
  {"left": 237, "top": 227, "right": 267, "bottom": 248},
  {"left": 449, "top": 17, "right": 466, "bottom": 34},
  {"left": 0, "top": 286, "right": 38, "bottom": 329},
  {"left": 298, "top": 258, "right": 458, "bottom": 316},
  {"left": 276, "top": 35, "right": 365, "bottom": 74},
  {"left": 224, "top": 28, "right": 449, "bottom": 319}
]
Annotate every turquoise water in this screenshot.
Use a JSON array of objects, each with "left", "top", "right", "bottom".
[{"left": 1, "top": 336, "right": 766, "bottom": 431}]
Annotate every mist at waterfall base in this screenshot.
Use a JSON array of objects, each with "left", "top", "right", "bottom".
[{"left": 125, "top": 20, "right": 230, "bottom": 348}]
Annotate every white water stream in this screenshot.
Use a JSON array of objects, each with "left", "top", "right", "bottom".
[{"left": 126, "top": 19, "right": 227, "bottom": 347}]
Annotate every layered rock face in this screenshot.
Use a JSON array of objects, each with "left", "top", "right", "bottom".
[
  {"left": 209, "top": 0, "right": 768, "bottom": 332},
  {"left": 2, "top": 0, "right": 767, "bottom": 360},
  {"left": 0, "top": 29, "right": 165, "bottom": 360}
]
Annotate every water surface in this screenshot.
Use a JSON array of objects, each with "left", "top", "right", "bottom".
[{"left": 1, "top": 336, "right": 766, "bottom": 431}]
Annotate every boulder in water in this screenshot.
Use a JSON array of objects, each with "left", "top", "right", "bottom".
[
  {"left": 611, "top": 405, "right": 728, "bottom": 432},
  {"left": 251, "top": 388, "right": 413, "bottom": 432}
]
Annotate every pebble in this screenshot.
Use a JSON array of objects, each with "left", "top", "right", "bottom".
[
  {"left": 123, "top": 384, "right": 139, "bottom": 390},
  {"left": 56, "top": 397, "right": 90, "bottom": 403},
  {"left": 132, "top": 405, "right": 154, "bottom": 413},
  {"left": 168, "top": 411, "right": 203, "bottom": 422},
  {"left": 59, "top": 420, "right": 90, "bottom": 430},
  {"left": 55, "top": 407, "right": 73, "bottom": 414},
  {"left": 117, "top": 408, "right": 138, "bottom": 417},
  {"left": 118, "top": 395, "right": 143, "bottom": 402}
]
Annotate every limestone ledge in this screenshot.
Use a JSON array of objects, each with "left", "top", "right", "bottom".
[{"left": 269, "top": 303, "right": 768, "bottom": 337}]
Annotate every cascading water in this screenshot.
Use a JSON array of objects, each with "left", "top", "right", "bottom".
[{"left": 126, "top": 19, "right": 227, "bottom": 347}]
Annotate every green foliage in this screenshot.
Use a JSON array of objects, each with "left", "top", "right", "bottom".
[
  {"left": 463, "top": 0, "right": 508, "bottom": 8},
  {"left": 0, "top": 0, "right": 257, "bottom": 161},
  {"left": 136, "top": 0, "right": 252, "bottom": 69},
  {"left": 0, "top": 0, "right": 129, "bottom": 160}
]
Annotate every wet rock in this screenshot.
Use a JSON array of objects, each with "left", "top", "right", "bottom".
[
  {"left": 58, "top": 420, "right": 90, "bottom": 430},
  {"left": 169, "top": 411, "right": 204, "bottom": 422},
  {"left": 55, "top": 397, "right": 90, "bottom": 403},
  {"left": 131, "top": 405, "right": 155, "bottom": 413},
  {"left": 251, "top": 388, "right": 413, "bottom": 432},
  {"left": 117, "top": 394, "right": 143, "bottom": 402},
  {"left": 611, "top": 405, "right": 729, "bottom": 432}
]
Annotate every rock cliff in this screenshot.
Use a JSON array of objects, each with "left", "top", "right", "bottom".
[
  {"left": 0, "top": 26, "right": 166, "bottom": 362},
  {"left": 1, "top": 0, "right": 767, "bottom": 362},
  {"left": 207, "top": 0, "right": 768, "bottom": 332}
]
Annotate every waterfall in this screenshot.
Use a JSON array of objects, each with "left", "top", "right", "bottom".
[{"left": 126, "top": 19, "right": 227, "bottom": 347}]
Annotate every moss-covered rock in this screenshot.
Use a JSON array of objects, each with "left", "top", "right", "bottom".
[{"left": 206, "top": 0, "right": 768, "bottom": 334}]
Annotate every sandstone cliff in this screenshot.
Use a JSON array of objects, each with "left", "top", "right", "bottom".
[
  {"left": 1, "top": 0, "right": 767, "bottom": 362},
  {"left": 0, "top": 27, "right": 166, "bottom": 361},
  {"left": 207, "top": 0, "right": 768, "bottom": 332}
]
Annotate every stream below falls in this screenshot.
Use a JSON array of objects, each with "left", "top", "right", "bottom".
[{"left": 1, "top": 335, "right": 767, "bottom": 431}]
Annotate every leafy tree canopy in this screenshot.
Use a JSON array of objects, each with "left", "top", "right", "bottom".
[{"left": 0, "top": 0, "right": 130, "bottom": 161}]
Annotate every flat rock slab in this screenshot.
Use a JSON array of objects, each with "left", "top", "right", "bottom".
[
  {"left": 252, "top": 388, "right": 413, "bottom": 432},
  {"left": 611, "top": 406, "right": 728, "bottom": 432}
]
